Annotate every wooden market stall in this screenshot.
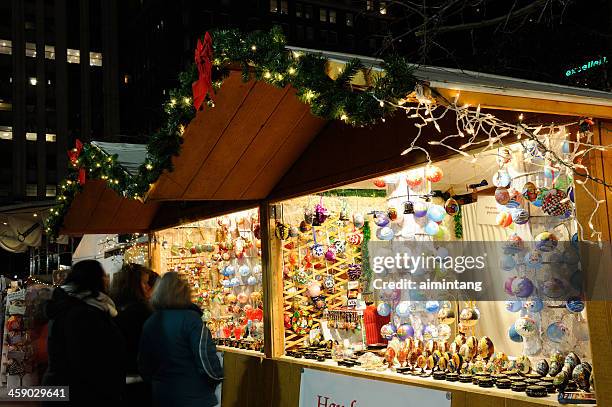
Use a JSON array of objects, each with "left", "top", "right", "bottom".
[{"left": 53, "top": 49, "right": 612, "bottom": 407}]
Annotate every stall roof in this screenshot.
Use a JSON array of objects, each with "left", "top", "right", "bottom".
[{"left": 91, "top": 141, "right": 147, "bottom": 176}]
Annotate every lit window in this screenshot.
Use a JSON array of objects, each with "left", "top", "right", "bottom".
[
  {"left": 45, "top": 185, "right": 57, "bottom": 197},
  {"left": 366, "top": 0, "right": 373, "bottom": 11},
  {"left": 296, "top": 3, "right": 302, "bottom": 17},
  {"left": 29, "top": 77, "right": 37, "bottom": 86},
  {"left": 26, "top": 185, "right": 37, "bottom": 197},
  {"left": 280, "top": 0, "right": 288, "bottom": 14},
  {"left": 45, "top": 134, "right": 56, "bottom": 142},
  {"left": 320, "top": 8, "right": 327, "bottom": 22},
  {"left": 380, "top": 1, "right": 387, "bottom": 14},
  {"left": 304, "top": 5, "right": 312, "bottom": 19},
  {"left": 329, "top": 10, "right": 336, "bottom": 23},
  {"left": 346, "top": 13, "right": 354, "bottom": 26},
  {"left": 0, "top": 128, "right": 12, "bottom": 140},
  {"left": 90, "top": 51, "right": 102, "bottom": 66},
  {"left": 26, "top": 133, "right": 37, "bottom": 141},
  {"left": 0, "top": 40, "right": 11, "bottom": 55},
  {"left": 269, "top": 0, "right": 278, "bottom": 13}
]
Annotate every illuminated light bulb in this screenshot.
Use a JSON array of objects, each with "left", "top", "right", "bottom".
[
  {"left": 250, "top": 45, "right": 257, "bottom": 51},
  {"left": 170, "top": 98, "right": 177, "bottom": 106},
  {"left": 275, "top": 73, "right": 283, "bottom": 80},
  {"left": 379, "top": 100, "right": 384, "bottom": 107},
  {"left": 340, "top": 114, "right": 348, "bottom": 121},
  {"left": 288, "top": 67, "right": 296, "bottom": 75},
  {"left": 145, "top": 163, "right": 153, "bottom": 170},
  {"left": 518, "top": 113, "right": 524, "bottom": 121},
  {"left": 263, "top": 71, "right": 272, "bottom": 79},
  {"left": 183, "top": 96, "right": 191, "bottom": 105}
]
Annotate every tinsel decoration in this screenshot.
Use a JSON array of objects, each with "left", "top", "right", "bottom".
[
  {"left": 453, "top": 209, "right": 463, "bottom": 239},
  {"left": 359, "top": 220, "right": 372, "bottom": 289}
]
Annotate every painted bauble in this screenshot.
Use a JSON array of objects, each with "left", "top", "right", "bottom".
[
  {"left": 544, "top": 164, "right": 559, "bottom": 179},
  {"left": 514, "top": 316, "right": 538, "bottom": 337},
  {"left": 347, "top": 232, "right": 363, "bottom": 246},
  {"left": 550, "top": 350, "right": 566, "bottom": 364},
  {"left": 377, "top": 302, "right": 392, "bottom": 317},
  {"left": 572, "top": 363, "right": 591, "bottom": 391},
  {"left": 504, "top": 233, "right": 524, "bottom": 254},
  {"left": 422, "top": 324, "right": 438, "bottom": 341},
  {"left": 515, "top": 355, "right": 532, "bottom": 374},
  {"left": 522, "top": 182, "right": 538, "bottom": 202},
  {"left": 438, "top": 324, "right": 452, "bottom": 340},
  {"left": 511, "top": 277, "right": 534, "bottom": 298},
  {"left": 524, "top": 298, "right": 544, "bottom": 313},
  {"left": 553, "top": 371, "right": 569, "bottom": 388},
  {"left": 505, "top": 300, "right": 523, "bottom": 313},
  {"left": 535, "top": 231, "right": 558, "bottom": 252},
  {"left": 459, "top": 307, "right": 479, "bottom": 327},
  {"left": 427, "top": 205, "right": 446, "bottom": 222},
  {"left": 478, "top": 336, "right": 495, "bottom": 360},
  {"left": 222, "top": 265, "right": 236, "bottom": 277},
  {"left": 307, "top": 281, "right": 321, "bottom": 297},
  {"left": 496, "top": 211, "right": 513, "bottom": 228},
  {"left": 532, "top": 187, "right": 548, "bottom": 207},
  {"left": 380, "top": 323, "right": 396, "bottom": 340},
  {"left": 425, "top": 301, "right": 440, "bottom": 314},
  {"left": 406, "top": 173, "right": 423, "bottom": 189},
  {"left": 288, "top": 226, "right": 299, "bottom": 238},
  {"left": 546, "top": 321, "right": 568, "bottom": 343},
  {"left": 500, "top": 254, "right": 517, "bottom": 272},
  {"left": 403, "top": 201, "right": 415, "bottom": 215},
  {"left": 374, "top": 212, "right": 390, "bottom": 227},
  {"left": 524, "top": 338, "right": 542, "bottom": 356},
  {"left": 334, "top": 240, "right": 346, "bottom": 254},
  {"left": 237, "top": 292, "right": 249, "bottom": 304},
  {"left": 275, "top": 223, "right": 290, "bottom": 240},
  {"left": 542, "top": 278, "right": 565, "bottom": 299},
  {"left": 438, "top": 307, "right": 456, "bottom": 325},
  {"left": 397, "top": 324, "right": 415, "bottom": 340},
  {"left": 504, "top": 276, "right": 517, "bottom": 295},
  {"left": 238, "top": 265, "right": 251, "bottom": 277},
  {"left": 324, "top": 248, "right": 336, "bottom": 262},
  {"left": 542, "top": 189, "right": 572, "bottom": 216},
  {"left": 493, "top": 171, "right": 512, "bottom": 188},
  {"left": 566, "top": 297, "right": 585, "bottom": 313},
  {"left": 564, "top": 352, "right": 581, "bottom": 371},
  {"left": 549, "top": 361, "right": 563, "bottom": 377},
  {"left": 247, "top": 276, "right": 258, "bottom": 286},
  {"left": 508, "top": 324, "right": 524, "bottom": 343},
  {"left": 495, "top": 187, "right": 511, "bottom": 205},
  {"left": 536, "top": 360, "right": 550, "bottom": 376},
  {"left": 424, "top": 221, "right": 440, "bottom": 236},
  {"left": 250, "top": 291, "right": 262, "bottom": 303},
  {"left": 444, "top": 198, "right": 459, "bottom": 215},
  {"left": 524, "top": 250, "right": 543, "bottom": 270},
  {"left": 413, "top": 202, "right": 428, "bottom": 218},
  {"left": 554, "top": 174, "right": 572, "bottom": 191},
  {"left": 229, "top": 277, "right": 240, "bottom": 287},
  {"left": 376, "top": 226, "right": 395, "bottom": 241},
  {"left": 426, "top": 166, "right": 443, "bottom": 183},
  {"left": 512, "top": 208, "right": 529, "bottom": 225},
  {"left": 353, "top": 213, "right": 365, "bottom": 229},
  {"left": 395, "top": 301, "right": 411, "bottom": 317},
  {"left": 387, "top": 207, "right": 398, "bottom": 221}
]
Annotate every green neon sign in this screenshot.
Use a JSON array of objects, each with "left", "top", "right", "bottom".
[{"left": 565, "top": 56, "right": 608, "bottom": 77}]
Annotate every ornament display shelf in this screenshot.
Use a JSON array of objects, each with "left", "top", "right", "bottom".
[
  {"left": 216, "top": 345, "right": 264, "bottom": 357},
  {"left": 280, "top": 355, "right": 594, "bottom": 407}
]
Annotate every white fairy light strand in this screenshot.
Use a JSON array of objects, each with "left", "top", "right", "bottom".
[{"left": 374, "top": 85, "right": 612, "bottom": 242}]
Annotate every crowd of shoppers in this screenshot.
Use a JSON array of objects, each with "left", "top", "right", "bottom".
[{"left": 42, "top": 260, "right": 223, "bottom": 406}]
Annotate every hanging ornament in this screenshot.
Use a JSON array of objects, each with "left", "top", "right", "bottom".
[
  {"left": 444, "top": 198, "right": 459, "bottom": 215},
  {"left": 542, "top": 278, "right": 565, "bottom": 299},
  {"left": 535, "top": 231, "right": 558, "bottom": 252},
  {"left": 511, "top": 208, "right": 529, "bottom": 225},
  {"left": 324, "top": 247, "right": 336, "bottom": 262},
  {"left": 514, "top": 316, "right": 538, "bottom": 337},
  {"left": 521, "top": 182, "right": 538, "bottom": 202},
  {"left": 546, "top": 321, "right": 568, "bottom": 343},
  {"left": 380, "top": 323, "right": 396, "bottom": 340},
  {"left": 542, "top": 189, "right": 572, "bottom": 216},
  {"left": 304, "top": 208, "right": 314, "bottom": 225},
  {"left": 504, "top": 233, "right": 524, "bottom": 254},
  {"left": 496, "top": 211, "right": 513, "bottom": 228},
  {"left": 377, "top": 302, "right": 392, "bottom": 317},
  {"left": 493, "top": 171, "right": 512, "bottom": 188},
  {"left": 314, "top": 201, "right": 329, "bottom": 225},
  {"left": 544, "top": 163, "right": 559, "bottom": 179},
  {"left": 524, "top": 298, "right": 544, "bottom": 313},
  {"left": 376, "top": 226, "right": 394, "bottom": 240},
  {"left": 413, "top": 202, "right": 428, "bottom": 218},
  {"left": 395, "top": 301, "right": 411, "bottom": 317},
  {"left": 566, "top": 297, "right": 585, "bottom": 313},
  {"left": 406, "top": 172, "right": 423, "bottom": 189},
  {"left": 403, "top": 201, "right": 415, "bottom": 215},
  {"left": 508, "top": 324, "right": 524, "bottom": 343},
  {"left": 397, "top": 324, "right": 415, "bottom": 340},
  {"left": 347, "top": 231, "right": 363, "bottom": 246},
  {"left": 424, "top": 221, "right": 440, "bottom": 236},
  {"left": 352, "top": 213, "right": 365, "bottom": 229},
  {"left": 494, "top": 187, "right": 511, "bottom": 205},
  {"left": 511, "top": 277, "right": 534, "bottom": 298},
  {"left": 505, "top": 300, "right": 522, "bottom": 313},
  {"left": 275, "top": 223, "right": 290, "bottom": 240},
  {"left": 374, "top": 212, "right": 390, "bottom": 227},
  {"left": 347, "top": 263, "right": 362, "bottom": 281},
  {"left": 426, "top": 165, "right": 443, "bottom": 183},
  {"left": 387, "top": 207, "right": 398, "bottom": 221},
  {"left": 438, "top": 306, "right": 456, "bottom": 325},
  {"left": 459, "top": 307, "right": 479, "bottom": 327},
  {"left": 427, "top": 205, "right": 446, "bottom": 222}
]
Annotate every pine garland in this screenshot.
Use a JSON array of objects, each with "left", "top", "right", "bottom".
[
  {"left": 453, "top": 208, "right": 463, "bottom": 239},
  {"left": 360, "top": 220, "right": 373, "bottom": 290},
  {"left": 45, "top": 27, "right": 417, "bottom": 236}
]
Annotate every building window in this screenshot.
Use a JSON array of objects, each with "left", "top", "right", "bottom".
[
  {"left": 304, "top": 5, "right": 312, "bottom": 19},
  {"left": 26, "top": 184, "right": 37, "bottom": 197},
  {"left": 46, "top": 134, "right": 56, "bottom": 142},
  {"left": 380, "top": 1, "right": 388, "bottom": 14},
  {"left": 26, "top": 133, "right": 37, "bottom": 141},
  {"left": 329, "top": 10, "right": 336, "bottom": 23},
  {"left": 296, "top": 3, "right": 302, "bottom": 17},
  {"left": 366, "top": 0, "right": 373, "bottom": 11},
  {"left": 280, "top": 0, "right": 288, "bottom": 14},
  {"left": 346, "top": 13, "right": 354, "bottom": 27},
  {"left": 269, "top": 0, "right": 278, "bottom": 13},
  {"left": 45, "top": 185, "right": 57, "bottom": 197},
  {"left": 0, "top": 126, "right": 11, "bottom": 140},
  {"left": 320, "top": 8, "right": 327, "bottom": 22},
  {"left": 28, "top": 77, "right": 37, "bottom": 86}
]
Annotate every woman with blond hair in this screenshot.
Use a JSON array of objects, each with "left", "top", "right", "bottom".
[{"left": 138, "top": 272, "right": 223, "bottom": 407}]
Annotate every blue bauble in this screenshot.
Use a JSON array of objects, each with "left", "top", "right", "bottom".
[
  {"left": 229, "top": 277, "right": 240, "bottom": 287},
  {"left": 501, "top": 254, "right": 517, "bottom": 272},
  {"left": 374, "top": 212, "right": 390, "bottom": 227},
  {"left": 546, "top": 322, "right": 568, "bottom": 343},
  {"left": 247, "top": 276, "right": 258, "bottom": 286},
  {"left": 238, "top": 265, "right": 251, "bottom": 277},
  {"left": 376, "top": 226, "right": 395, "bottom": 241},
  {"left": 524, "top": 298, "right": 544, "bottom": 313},
  {"left": 566, "top": 297, "right": 585, "bottom": 313},
  {"left": 395, "top": 301, "right": 411, "bottom": 317},
  {"left": 424, "top": 221, "right": 440, "bottom": 236},
  {"left": 425, "top": 301, "right": 440, "bottom": 313},
  {"left": 377, "top": 302, "right": 392, "bottom": 317},
  {"left": 512, "top": 208, "right": 529, "bottom": 225},
  {"left": 524, "top": 251, "right": 543, "bottom": 270},
  {"left": 509, "top": 324, "right": 524, "bottom": 343},
  {"left": 427, "top": 205, "right": 446, "bottom": 222},
  {"left": 505, "top": 300, "right": 523, "bottom": 313},
  {"left": 222, "top": 265, "right": 236, "bottom": 277}
]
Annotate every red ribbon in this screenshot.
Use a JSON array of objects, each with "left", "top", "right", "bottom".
[
  {"left": 192, "top": 32, "right": 214, "bottom": 111},
  {"left": 67, "top": 139, "right": 87, "bottom": 186}
]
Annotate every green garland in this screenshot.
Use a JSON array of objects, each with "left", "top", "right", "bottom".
[
  {"left": 453, "top": 208, "right": 463, "bottom": 239},
  {"left": 359, "top": 220, "right": 372, "bottom": 290},
  {"left": 45, "top": 27, "right": 417, "bottom": 236}
]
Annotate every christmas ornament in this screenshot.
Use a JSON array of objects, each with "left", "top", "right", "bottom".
[
  {"left": 535, "top": 231, "right": 558, "bottom": 252},
  {"left": 353, "top": 213, "right": 365, "bottom": 229},
  {"left": 542, "top": 189, "right": 571, "bottom": 216},
  {"left": 424, "top": 221, "right": 440, "bottom": 236},
  {"left": 514, "top": 316, "right": 538, "bottom": 337},
  {"left": 406, "top": 173, "right": 423, "bottom": 189},
  {"left": 522, "top": 182, "right": 538, "bottom": 202},
  {"left": 512, "top": 208, "right": 529, "bottom": 225},
  {"left": 427, "top": 205, "right": 446, "bottom": 222},
  {"left": 380, "top": 323, "right": 396, "bottom": 340},
  {"left": 373, "top": 178, "right": 386, "bottom": 188},
  {"left": 377, "top": 302, "right": 392, "bottom": 317},
  {"left": 546, "top": 322, "right": 568, "bottom": 343},
  {"left": 413, "top": 202, "right": 428, "bottom": 218},
  {"left": 493, "top": 171, "right": 512, "bottom": 188},
  {"left": 426, "top": 165, "right": 443, "bottom": 183},
  {"left": 444, "top": 198, "right": 459, "bottom": 215},
  {"left": 496, "top": 211, "right": 513, "bottom": 228},
  {"left": 495, "top": 187, "right": 511, "bottom": 205}
]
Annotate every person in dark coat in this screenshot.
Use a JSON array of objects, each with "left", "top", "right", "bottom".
[
  {"left": 43, "top": 259, "right": 126, "bottom": 405},
  {"left": 110, "top": 263, "right": 158, "bottom": 405},
  {"left": 138, "top": 272, "right": 223, "bottom": 407}
]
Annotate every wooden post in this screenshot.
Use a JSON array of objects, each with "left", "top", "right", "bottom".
[
  {"left": 261, "top": 202, "right": 286, "bottom": 358},
  {"left": 576, "top": 120, "right": 612, "bottom": 406}
]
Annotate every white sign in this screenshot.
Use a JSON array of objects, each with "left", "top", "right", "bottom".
[
  {"left": 476, "top": 196, "right": 501, "bottom": 225},
  {"left": 299, "top": 368, "right": 450, "bottom": 407}
]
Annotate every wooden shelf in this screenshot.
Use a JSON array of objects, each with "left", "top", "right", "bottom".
[{"left": 216, "top": 345, "right": 265, "bottom": 358}]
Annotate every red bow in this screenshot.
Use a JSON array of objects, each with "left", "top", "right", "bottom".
[
  {"left": 67, "top": 139, "right": 86, "bottom": 186},
  {"left": 192, "top": 32, "right": 214, "bottom": 111}
]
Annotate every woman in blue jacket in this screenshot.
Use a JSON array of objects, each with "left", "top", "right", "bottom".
[{"left": 138, "top": 272, "right": 223, "bottom": 407}]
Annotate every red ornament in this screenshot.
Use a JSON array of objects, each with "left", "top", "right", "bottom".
[
  {"left": 406, "top": 174, "right": 423, "bottom": 189},
  {"left": 67, "top": 139, "right": 87, "bottom": 186},
  {"left": 373, "top": 178, "right": 386, "bottom": 188},
  {"left": 192, "top": 32, "right": 214, "bottom": 111},
  {"left": 426, "top": 165, "right": 443, "bottom": 183}
]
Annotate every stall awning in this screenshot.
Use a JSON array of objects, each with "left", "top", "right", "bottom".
[{"left": 146, "top": 71, "right": 326, "bottom": 201}]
